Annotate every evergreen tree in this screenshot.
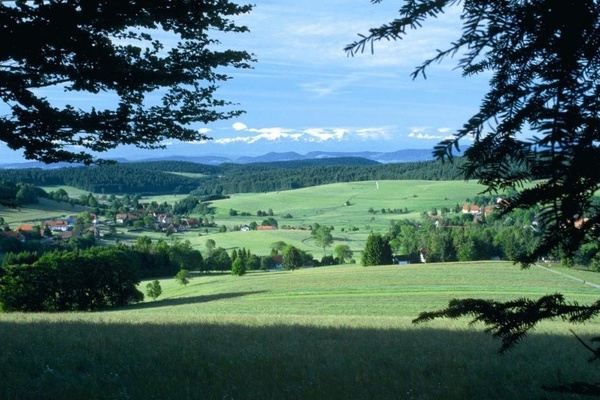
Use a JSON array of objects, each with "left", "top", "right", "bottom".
[
  {"left": 349, "top": 0, "right": 600, "bottom": 394},
  {"left": 361, "top": 233, "right": 392, "bottom": 266},
  {"left": 231, "top": 258, "right": 246, "bottom": 276}
]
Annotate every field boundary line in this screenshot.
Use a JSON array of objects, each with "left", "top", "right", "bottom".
[{"left": 535, "top": 263, "right": 600, "bottom": 289}]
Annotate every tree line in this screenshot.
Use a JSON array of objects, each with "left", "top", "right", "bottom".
[
  {"left": 0, "top": 236, "right": 204, "bottom": 312},
  {"left": 0, "top": 157, "right": 466, "bottom": 196},
  {"left": 361, "top": 205, "right": 599, "bottom": 269}
]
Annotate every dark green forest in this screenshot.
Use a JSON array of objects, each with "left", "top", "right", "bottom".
[{"left": 0, "top": 157, "right": 466, "bottom": 196}]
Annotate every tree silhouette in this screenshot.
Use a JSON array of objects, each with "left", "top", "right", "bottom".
[
  {"left": 0, "top": 0, "right": 254, "bottom": 164},
  {"left": 348, "top": 0, "right": 600, "bottom": 394}
]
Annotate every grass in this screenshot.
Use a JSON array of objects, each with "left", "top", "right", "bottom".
[
  {"left": 0, "top": 198, "right": 90, "bottom": 225},
  {"left": 3, "top": 182, "right": 600, "bottom": 398},
  {"left": 2, "top": 262, "right": 600, "bottom": 399},
  {"left": 3, "top": 180, "right": 488, "bottom": 258},
  {"left": 137, "top": 180, "right": 489, "bottom": 257}
]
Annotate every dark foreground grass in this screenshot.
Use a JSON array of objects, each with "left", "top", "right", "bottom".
[
  {"left": 0, "top": 314, "right": 598, "bottom": 400},
  {"left": 2, "top": 262, "right": 600, "bottom": 399}
]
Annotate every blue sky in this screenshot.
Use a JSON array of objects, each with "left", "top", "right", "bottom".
[{"left": 2, "top": 1, "right": 490, "bottom": 164}]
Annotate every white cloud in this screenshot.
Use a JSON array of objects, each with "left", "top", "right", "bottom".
[
  {"left": 408, "top": 126, "right": 455, "bottom": 141},
  {"left": 355, "top": 127, "right": 393, "bottom": 140},
  {"left": 303, "top": 128, "right": 347, "bottom": 142},
  {"left": 198, "top": 128, "right": 212, "bottom": 134},
  {"left": 208, "top": 124, "right": 401, "bottom": 147},
  {"left": 232, "top": 122, "right": 248, "bottom": 131}
]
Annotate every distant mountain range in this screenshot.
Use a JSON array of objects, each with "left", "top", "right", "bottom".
[{"left": 0, "top": 149, "right": 436, "bottom": 169}]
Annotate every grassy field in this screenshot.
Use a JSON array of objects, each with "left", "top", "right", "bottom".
[
  {"left": 0, "top": 198, "right": 90, "bottom": 225},
  {"left": 5, "top": 180, "right": 600, "bottom": 399},
  {"left": 138, "top": 180, "right": 489, "bottom": 257},
  {"left": 2, "top": 261, "right": 600, "bottom": 399},
  {"left": 2, "top": 180, "right": 489, "bottom": 258}
]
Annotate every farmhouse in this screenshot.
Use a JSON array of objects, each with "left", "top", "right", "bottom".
[
  {"left": 115, "top": 213, "right": 138, "bottom": 224},
  {"left": 462, "top": 204, "right": 495, "bottom": 217},
  {"left": 462, "top": 204, "right": 480, "bottom": 215},
  {"left": 43, "top": 219, "right": 70, "bottom": 232},
  {"left": 156, "top": 213, "right": 174, "bottom": 225},
  {"left": 180, "top": 217, "right": 200, "bottom": 228},
  {"left": 272, "top": 254, "right": 283, "bottom": 269}
]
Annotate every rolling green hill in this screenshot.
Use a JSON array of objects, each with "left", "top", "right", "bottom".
[
  {"left": 1, "top": 262, "right": 599, "bottom": 399},
  {"left": 1, "top": 179, "right": 490, "bottom": 259}
]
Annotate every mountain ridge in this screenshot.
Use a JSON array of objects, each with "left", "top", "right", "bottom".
[{"left": 0, "top": 149, "right": 436, "bottom": 169}]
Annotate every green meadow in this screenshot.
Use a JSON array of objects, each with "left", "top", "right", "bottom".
[
  {"left": 3, "top": 180, "right": 600, "bottom": 399},
  {"left": 141, "top": 180, "right": 489, "bottom": 257},
  {"left": 1, "top": 197, "right": 91, "bottom": 225},
  {"left": 2, "top": 180, "right": 489, "bottom": 257},
  {"left": 2, "top": 262, "right": 600, "bottom": 399}
]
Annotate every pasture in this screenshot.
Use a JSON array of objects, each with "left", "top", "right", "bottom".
[
  {"left": 140, "top": 180, "right": 489, "bottom": 257},
  {"left": 0, "top": 198, "right": 90, "bottom": 225},
  {"left": 1, "top": 180, "right": 490, "bottom": 258},
  {"left": 2, "top": 262, "right": 600, "bottom": 399}
]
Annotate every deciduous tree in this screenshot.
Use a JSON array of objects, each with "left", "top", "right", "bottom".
[
  {"left": 146, "top": 280, "right": 162, "bottom": 301},
  {"left": 282, "top": 245, "right": 303, "bottom": 271},
  {"left": 1, "top": 0, "right": 254, "bottom": 164},
  {"left": 312, "top": 226, "right": 333, "bottom": 256},
  {"left": 174, "top": 269, "right": 190, "bottom": 287},
  {"left": 333, "top": 244, "right": 353, "bottom": 264}
]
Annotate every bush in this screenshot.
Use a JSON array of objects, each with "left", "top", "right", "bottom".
[{"left": 0, "top": 247, "right": 143, "bottom": 312}]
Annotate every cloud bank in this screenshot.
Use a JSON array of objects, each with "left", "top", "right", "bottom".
[{"left": 190, "top": 123, "right": 457, "bottom": 149}]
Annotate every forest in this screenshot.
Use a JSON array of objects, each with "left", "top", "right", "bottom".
[{"left": 0, "top": 157, "right": 465, "bottom": 195}]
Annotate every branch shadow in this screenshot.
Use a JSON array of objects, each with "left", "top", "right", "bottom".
[{"left": 125, "top": 290, "right": 268, "bottom": 310}]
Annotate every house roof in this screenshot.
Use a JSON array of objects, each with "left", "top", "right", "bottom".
[{"left": 44, "top": 220, "right": 69, "bottom": 227}]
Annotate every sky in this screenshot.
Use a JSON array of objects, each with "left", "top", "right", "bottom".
[{"left": 1, "top": 0, "right": 491, "bottom": 164}]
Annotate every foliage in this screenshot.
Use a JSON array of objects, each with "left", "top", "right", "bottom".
[
  {"left": 312, "top": 225, "right": 333, "bottom": 255},
  {"left": 145, "top": 280, "right": 163, "bottom": 301},
  {"left": 0, "top": 247, "right": 143, "bottom": 312},
  {"left": 334, "top": 244, "right": 353, "bottom": 264},
  {"left": 205, "top": 248, "right": 231, "bottom": 273},
  {"left": 361, "top": 233, "right": 392, "bottom": 266},
  {"left": 170, "top": 240, "right": 204, "bottom": 272},
  {"left": 347, "top": 0, "right": 599, "bottom": 266},
  {"left": 231, "top": 258, "right": 246, "bottom": 276},
  {"left": 260, "top": 256, "right": 276, "bottom": 271},
  {"left": 1, "top": 158, "right": 465, "bottom": 196},
  {"left": 282, "top": 245, "right": 303, "bottom": 271},
  {"left": 348, "top": 0, "right": 600, "bottom": 393},
  {"left": 174, "top": 269, "right": 190, "bottom": 287},
  {"left": 0, "top": 0, "right": 253, "bottom": 164}
]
